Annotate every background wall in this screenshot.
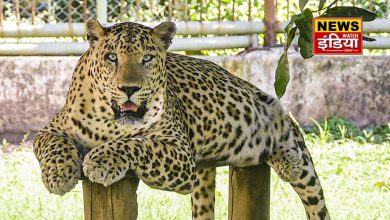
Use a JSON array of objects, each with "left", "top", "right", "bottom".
[{"left": 0, "top": 49, "right": 389, "bottom": 142}]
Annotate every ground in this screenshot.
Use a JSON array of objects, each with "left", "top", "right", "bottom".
[{"left": 0, "top": 121, "right": 389, "bottom": 220}]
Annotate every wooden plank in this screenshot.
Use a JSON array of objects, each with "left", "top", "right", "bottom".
[
  {"left": 82, "top": 177, "right": 140, "bottom": 220},
  {"left": 82, "top": 180, "right": 92, "bottom": 220},
  {"left": 228, "top": 163, "right": 270, "bottom": 220}
]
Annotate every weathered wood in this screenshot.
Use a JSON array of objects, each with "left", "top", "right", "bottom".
[
  {"left": 82, "top": 177, "right": 140, "bottom": 220},
  {"left": 264, "top": 0, "right": 277, "bottom": 46},
  {"left": 228, "top": 164, "right": 270, "bottom": 220}
]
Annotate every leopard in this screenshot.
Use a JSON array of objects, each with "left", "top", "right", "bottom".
[{"left": 33, "top": 18, "right": 330, "bottom": 220}]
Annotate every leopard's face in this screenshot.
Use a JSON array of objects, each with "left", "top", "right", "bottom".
[{"left": 85, "top": 19, "right": 176, "bottom": 125}]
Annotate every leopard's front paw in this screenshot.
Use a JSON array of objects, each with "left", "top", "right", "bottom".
[
  {"left": 40, "top": 147, "right": 82, "bottom": 195},
  {"left": 82, "top": 146, "right": 129, "bottom": 186}
]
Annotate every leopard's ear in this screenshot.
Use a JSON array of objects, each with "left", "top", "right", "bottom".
[
  {"left": 153, "top": 21, "right": 176, "bottom": 50},
  {"left": 86, "top": 18, "right": 105, "bottom": 47}
]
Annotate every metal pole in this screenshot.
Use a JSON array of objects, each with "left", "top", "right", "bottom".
[
  {"left": 67, "top": 0, "right": 73, "bottom": 24},
  {"left": 1, "top": 20, "right": 389, "bottom": 37},
  {"left": 248, "top": 0, "right": 259, "bottom": 48},
  {"left": 15, "top": 0, "right": 20, "bottom": 25},
  {"left": 97, "top": 0, "right": 107, "bottom": 25},
  {"left": 168, "top": 0, "right": 173, "bottom": 21},
  {"left": 120, "top": 0, "right": 124, "bottom": 21},
  {"left": 136, "top": 0, "right": 140, "bottom": 21},
  {"left": 31, "top": 0, "right": 36, "bottom": 24},
  {"left": 83, "top": 0, "right": 88, "bottom": 22}
]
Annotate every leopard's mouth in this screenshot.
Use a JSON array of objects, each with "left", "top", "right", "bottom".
[{"left": 111, "top": 100, "right": 147, "bottom": 120}]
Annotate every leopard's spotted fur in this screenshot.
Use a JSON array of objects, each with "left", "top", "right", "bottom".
[{"left": 33, "top": 19, "right": 330, "bottom": 220}]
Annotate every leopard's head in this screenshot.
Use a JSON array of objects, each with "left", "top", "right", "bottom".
[{"left": 85, "top": 18, "right": 176, "bottom": 124}]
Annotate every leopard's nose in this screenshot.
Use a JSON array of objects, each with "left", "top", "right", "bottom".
[{"left": 119, "top": 86, "right": 141, "bottom": 98}]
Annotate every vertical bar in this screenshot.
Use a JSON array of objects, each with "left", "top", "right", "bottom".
[
  {"left": 15, "top": 0, "right": 20, "bottom": 25},
  {"left": 264, "top": 0, "right": 277, "bottom": 46},
  {"left": 136, "top": 0, "right": 140, "bottom": 21},
  {"left": 48, "top": 0, "right": 52, "bottom": 21},
  {"left": 97, "top": 0, "right": 107, "bottom": 24},
  {"left": 120, "top": 0, "right": 124, "bottom": 21},
  {"left": 199, "top": 0, "right": 203, "bottom": 21},
  {"left": 0, "top": 0, "right": 4, "bottom": 25},
  {"left": 228, "top": 164, "right": 270, "bottom": 220},
  {"left": 83, "top": 0, "right": 88, "bottom": 22},
  {"left": 184, "top": 0, "right": 188, "bottom": 21},
  {"left": 248, "top": 0, "right": 258, "bottom": 48},
  {"left": 275, "top": 0, "right": 278, "bottom": 20},
  {"left": 218, "top": 0, "right": 221, "bottom": 21},
  {"left": 369, "top": 0, "right": 373, "bottom": 11},
  {"left": 67, "top": 0, "right": 73, "bottom": 23},
  {"left": 168, "top": 0, "right": 173, "bottom": 21},
  {"left": 31, "top": 0, "right": 36, "bottom": 24},
  {"left": 232, "top": 0, "right": 235, "bottom": 21},
  {"left": 287, "top": 0, "right": 289, "bottom": 19},
  {"left": 248, "top": 0, "right": 252, "bottom": 21},
  {"left": 149, "top": 0, "right": 154, "bottom": 20}
]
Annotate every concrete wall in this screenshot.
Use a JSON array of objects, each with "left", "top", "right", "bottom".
[{"left": 0, "top": 49, "right": 389, "bottom": 142}]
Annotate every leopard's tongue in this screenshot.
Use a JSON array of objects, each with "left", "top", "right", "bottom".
[{"left": 120, "top": 102, "right": 139, "bottom": 112}]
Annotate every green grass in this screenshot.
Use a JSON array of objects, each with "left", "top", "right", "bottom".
[{"left": 0, "top": 118, "right": 389, "bottom": 220}]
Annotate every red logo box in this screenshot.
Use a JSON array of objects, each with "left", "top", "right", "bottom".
[{"left": 313, "top": 17, "right": 363, "bottom": 55}]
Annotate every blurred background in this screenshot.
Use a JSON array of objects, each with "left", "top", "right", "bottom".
[
  {"left": 0, "top": 0, "right": 389, "bottom": 54},
  {"left": 0, "top": 0, "right": 389, "bottom": 220}
]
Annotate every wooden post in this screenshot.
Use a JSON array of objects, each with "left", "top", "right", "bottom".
[
  {"left": 228, "top": 163, "right": 270, "bottom": 220},
  {"left": 264, "top": 0, "right": 277, "bottom": 47},
  {"left": 82, "top": 176, "right": 140, "bottom": 220}
]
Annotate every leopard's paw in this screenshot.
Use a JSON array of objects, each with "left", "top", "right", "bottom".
[
  {"left": 82, "top": 146, "right": 128, "bottom": 186},
  {"left": 40, "top": 147, "right": 82, "bottom": 195}
]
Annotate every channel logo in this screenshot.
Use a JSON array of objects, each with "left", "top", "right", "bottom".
[{"left": 313, "top": 17, "right": 363, "bottom": 55}]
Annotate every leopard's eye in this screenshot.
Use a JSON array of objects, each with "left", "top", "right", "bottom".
[
  {"left": 107, "top": 53, "right": 117, "bottom": 62},
  {"left": 142, "top": 55, "right": 154, "bottom": 63}
]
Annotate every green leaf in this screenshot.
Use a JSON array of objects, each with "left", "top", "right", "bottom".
[
  {"left": 302, "top": 8, "right": 314, "bottom": 20},
  {"left": 363, "top": 36, "right": 376, "bottom": 42},
  {"left": 274, "top": 53, "right": 290, "bottom": 99},
  {"left": 298, "top": 36, "right": 313, "bottom": 59},
  {"left": 285, "top": 26, "right": 298, "bottom": 52},
  {"left": 285, "top": 14, "right": 301, "bottom": 33},
  {"left": 299, "top": 0, "right": 309, "bottom": 12},
  {"left": 319, "top": 0, "right": 327, "bottom": 10},
  {"left": 295, "top": 9, "right": 313, "bottom": 42},
  {"left": 322, "top": 6, "right": 376, "bottom": 21}
]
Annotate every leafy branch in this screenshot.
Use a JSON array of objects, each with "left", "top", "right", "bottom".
[{"left": 274, "top": 0, "right": 377, "bottom": 99}]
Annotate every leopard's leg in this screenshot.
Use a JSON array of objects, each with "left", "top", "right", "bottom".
[
  {"left": 83, "top": 136, "right": 197, "bottom": 194},
  {"left": 33, "top": 131, "right": 82, "bottom": 195},
  {"left": 267, "top": 118, "right": 330, "bottom": 220},
  {"left": 266, "top": 117, "right": 304, "bottom": 182},
  {"left": 191, "top": 168, "right": 216, "bottom": 220}
]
